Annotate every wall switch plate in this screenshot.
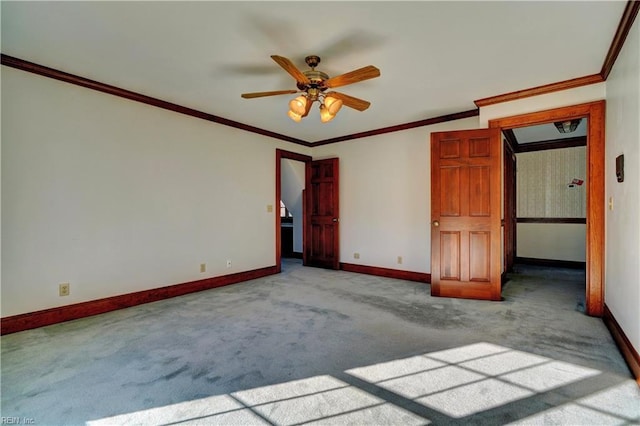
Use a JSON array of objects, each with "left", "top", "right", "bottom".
[
  {"left": 59, "top": 283, "right": 70, "bottom": 297},
  {"left": 226, "top": 260, "right": 232, "bottom": 268},
  {"left": 267, "top": 205, "right": 273, "bottom": 213}
]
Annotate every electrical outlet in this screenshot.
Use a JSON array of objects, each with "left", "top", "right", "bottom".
[
  {"left": 397, "top": 256, "right": 403, "bottom": 265},
  {"left": 59, "top": 283, "right": 70, "bottom": 297},
  {"left": 200, "top": 263, "right": 206, "bottom": 273},
  {"left": 226, "top": 260, "right": 232, "bottom": 268},
  {"left": 354, "top": 253, "right": 360, "bottom": 259},
  {"left": 267, "top": 205, "right": 273, "bottom": 213}
]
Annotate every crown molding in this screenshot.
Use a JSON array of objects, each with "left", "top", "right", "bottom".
[
  {"left": 311, "top": 109, "right": 480, "bottom": 146},
  {"left": 601, "top": 0, "right": 640, "bottom": 80},
  {"left": 515, "top": 136, "right": 586, "bottom": 153},
  {"left": 1, "top": 54, "right": 311, "bottom": 147},
  {"left": 475, "top": 0, "right": 638, "bottom": 108},
  {"left": 474, "top": 74, "right": 604, "bottom": 108},
  {"left": 2, "top": 53, "right": 476, "bottom": 147}
]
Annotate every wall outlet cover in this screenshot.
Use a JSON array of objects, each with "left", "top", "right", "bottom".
[{"left": 59, "top": 283, "right": 70, "bottom": 297}]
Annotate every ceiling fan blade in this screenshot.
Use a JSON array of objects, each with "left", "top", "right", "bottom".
[
  {"left": 241, "top": 90, "right": 298, "bottom": 99},
  {"left": 271, "top": 55, "right": 310, "bottom": 85},
  {"left": 326, "top": 91, "right": 371, "bottom": 111},
  {"left": 324, "top": 65, "right": 380, "bottom": 89},
  {"left": 301, "top": 96, "right": 314, "bottom": 118}
]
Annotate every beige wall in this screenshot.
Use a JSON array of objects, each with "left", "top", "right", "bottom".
[
  {"left": 604, "top": 17, "right": 640, "bottom": 353},
  {"left": 312, "top": 118, "right": 480, "bottom": 273},
  {"left": 516, "top": 147, "right": 586, "bottom": 262},
  {"left": 517, "top": 147, "right": 586, "bottom": 218},
  {"left": 517, "top": 223, "right": 586, "bottom": 262},
  {"left": 1, "top": 66, "right": 310, "bottom": 316}
]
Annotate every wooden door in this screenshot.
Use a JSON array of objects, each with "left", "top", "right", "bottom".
[
  {"left": 504, "top": 141, "right": 517, "bottom": 273},
  {"left": 431, "top": 129, "right": 502, "bottom": 300},
  {"left": 305, "top": 158, "right": 340, "bottom": 269}
]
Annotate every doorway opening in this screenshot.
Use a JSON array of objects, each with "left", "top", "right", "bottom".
[
  {"left": 279, "top": 200, "right": 297, "bottom": 259},
  {"left": 276, "top": 150, "right": 341, "bottom": 272},
  {"left": 489, "top": 100, "right": 605, "bottom": 317},
  {"left": 276, "top": 149, "right": 312, "bottom": 273},
  {"left": 502, "top": 118, "right": 589, "bottom": 312}
]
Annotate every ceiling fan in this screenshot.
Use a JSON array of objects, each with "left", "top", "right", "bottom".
[{"left": 241, "top": 55, "right": 380, "bottom": 123}]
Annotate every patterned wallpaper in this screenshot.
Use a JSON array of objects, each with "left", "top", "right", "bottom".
[{"left": 517, "top": 147, "right": 586, "bottom": 218}]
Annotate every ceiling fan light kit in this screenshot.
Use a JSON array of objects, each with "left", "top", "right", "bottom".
[
  {"left": 319, "top": 104, "right": 336, "bottom": 123},
  {"left": 554, "top": 118, "right": 582, "bottom": 133},
  {"left": 241, "top": 55, "right": 380, "bottom": 123},
  {"left": 287, "top": 110, "right": 303, "bottom": 123},
  {"left": 324, "top": 96, "right": 343, "bottom": 115},
  {"left": 289, "top": 95, "right": 308, "bottom": 116}
]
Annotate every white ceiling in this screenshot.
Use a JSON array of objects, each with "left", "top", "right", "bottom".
[
  {"left": 1, "top": 1, "right": 626, "bottom": 143},
  {"left": 513, "top": 119, "right": 588, "bottom": 144}
]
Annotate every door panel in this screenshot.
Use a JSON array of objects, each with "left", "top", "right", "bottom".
[
  {"left": 440, "top": 232, "right": 461, "bottom": 280},
  {"left": 469, "top": 166, "right": 491, "bottom": 216},
  {"left": 469, "top": 231, "right": 491, "bottom": 281},
  {"left": 440, "top": 167, "right": 461, "bottom": 216},
  {"left": 305, "top": 158, "right": 340, "bottom": 269},
  {"left": 470, "top": 137, "right": 491, "bottom": 157},
  {"left": 431, "top": 129, "right": 501, "bottom": 300}
]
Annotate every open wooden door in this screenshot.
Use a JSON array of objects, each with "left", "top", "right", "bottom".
[
  {"left": 431, "top": 128, "right": 502, "bottom": 300},
  {"left": 304, "top": 158, "right": 340, "bottom": 269},
  {"left": 504, "top": 140, "right": 517, "bottom": 274}
]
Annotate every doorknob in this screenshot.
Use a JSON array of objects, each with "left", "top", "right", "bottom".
[
  {"left": 332, "top": 218, "right": 339, "bottom": 222},
  {"left": 432, "top": 220, "right": 440, "bottom": 227}
]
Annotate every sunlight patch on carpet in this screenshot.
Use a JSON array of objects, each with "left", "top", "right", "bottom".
[
  {"left": 87, "top": 342, "right": 626, "bottom": 425},
  {"left": 346, "top": 342, "right": 601, "bottom": 419}
]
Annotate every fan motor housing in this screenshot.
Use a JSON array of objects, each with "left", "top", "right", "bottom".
[
  {"left": 305, "top": 55, "right": 321, "bottom": 68},
  {"left": 299, "top": 70, "right": 329, "bottom": 91},
  {"left": 295, "top": 55, "right": 329, "bottom": 91}
]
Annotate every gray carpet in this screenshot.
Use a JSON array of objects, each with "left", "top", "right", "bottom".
[{"left": 1, "top": 260, "right": 638, "bottom": 425}]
